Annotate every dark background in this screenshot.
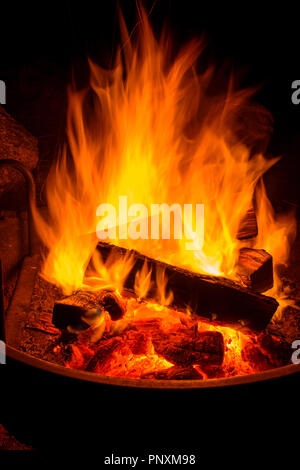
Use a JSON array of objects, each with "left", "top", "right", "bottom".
[{"left": 0, "top": 0, "right": 299, "bottom": 208}]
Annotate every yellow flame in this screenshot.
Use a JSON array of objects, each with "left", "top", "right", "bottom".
[
  {"left": 32, "top": 7, "right": 296, "bottom": 298},
  {"left": 155, "top": 266, "right": 173, "bottom": 306},
  {"left": 134, "top": 260, "right": 153, "bottom": 299}
]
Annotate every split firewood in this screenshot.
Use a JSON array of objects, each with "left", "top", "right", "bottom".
[
  {"left": 236, "top": 247, "right": 273, "bottom": 293},
  {"left": 236, "top": 207, "right": 258, "bottom": 240},
  {"left": 94, "top": 242, "right": 278, "bottom": 333},
  {"left": 52, "top": 289, "right": 125, "bottom": 331},
  {"left": 141, "top": 366, "right": 203, "bottom": 380}
]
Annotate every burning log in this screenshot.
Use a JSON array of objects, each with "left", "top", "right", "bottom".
[
  {"left": 94, "top": 242, "right": 278, "bottom": 333},
  {"left": 53, "top": 289, "right": 125, "bottom": 330},
  {"left": 236, "top": 248, "right": 273, "bottom": 293},
  {"left": 236, "top": 208, "right": 258, "bottom": 240}
]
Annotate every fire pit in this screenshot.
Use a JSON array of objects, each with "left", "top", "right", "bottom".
[
  {"left": 1, "top": 7, "right": 300, "bottom": 390},
  {"left": 3, "top": 241, "right": 300, "bottom": 389},
  {"left": 1, "top": 7, "right": 300, "bottom": 451}
]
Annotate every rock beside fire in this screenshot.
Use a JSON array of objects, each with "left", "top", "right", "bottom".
[{"left": 0, "top": 105, "right": 38, "bottom": 208}]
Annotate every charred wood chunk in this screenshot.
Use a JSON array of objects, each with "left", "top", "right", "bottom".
[
  {"left": 257, "top": 332, "right": 292, "bottom": 367},
  {"left": 96, "top": 242, "right": 278, "bottom": 333},
  {"left": 237, "top": 248, "right": 273, "bottom": 293},
  {"left": 153, "top": 331, "right": 224, "bottom": 367},
  {"left": 98, "top": 291, "right": 125, "bottom": 321},
  {"left": 125, "top": 331, "right": 152, "bottom": 355},
  {"left": 85, "top": 336, "right": 124, "bottom": 372},
  {"left": 241, "top": 341, "right": 273, "bottom": 372},
  {"left": 200, "top": 365, "right": 226, "bottom": 379},
  {"left": 142, "top": 366, "right": 203, "bottom": 380},
  {"left": 236, "top": 208, "right": 258, "bottom": 240},
  {"left": 52, "top": 289, "right": 125, "bottom": 330}
]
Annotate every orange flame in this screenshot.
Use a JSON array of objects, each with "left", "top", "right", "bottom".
[
  {"left": 32, "top": 7, "right": 296, "bottom": 300},
  {"left": 134, "top": 260, "right": 153, "bottom": 300}
]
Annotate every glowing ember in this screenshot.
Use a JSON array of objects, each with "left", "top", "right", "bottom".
[{"left": 62, "top": 292, "right": 281, "bottom": 379}]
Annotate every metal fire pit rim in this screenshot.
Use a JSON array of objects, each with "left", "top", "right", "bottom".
[
  {"left": 5, "top": 254, "right": 300, "bottom": 390},
  {"left": 6, "top": 344, "right": 300, "bottom": 390}
]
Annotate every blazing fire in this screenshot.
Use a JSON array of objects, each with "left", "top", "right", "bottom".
[{"left": 32, "top": 7, "right": 296, "bottom": 379}]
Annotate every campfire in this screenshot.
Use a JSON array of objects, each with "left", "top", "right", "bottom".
[{"left": 22, "top": 8, "right": 297, "bottom": 382}]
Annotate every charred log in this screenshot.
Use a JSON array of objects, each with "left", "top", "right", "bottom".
[{"left": 95, "top": 242, "right": 278, "bottom": 333}]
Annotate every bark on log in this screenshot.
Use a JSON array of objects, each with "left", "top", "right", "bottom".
[
  {"left": 95, "top": 242, "right": 278, "bottom": 333},
  {"left": 236, "top": 247, "right": 273, "bottom": 293}
]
